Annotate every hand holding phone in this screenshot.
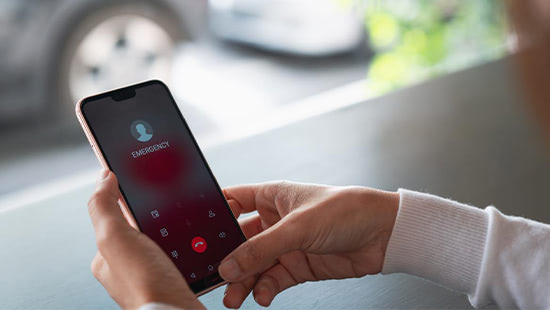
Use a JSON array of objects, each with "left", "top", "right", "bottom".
[
  {"left": 88, "top": 170, "right": 204, "bottom": 309},
  {"left": 76, "top": 80, "right": 246, "bottom": 295}
]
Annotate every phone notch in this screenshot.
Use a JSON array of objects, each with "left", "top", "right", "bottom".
[{"left": 111, "top": 88, "right": 136, "bottom": 102}]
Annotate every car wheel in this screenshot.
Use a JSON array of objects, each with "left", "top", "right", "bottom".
[{"left": 55, "top": 1, "right": 185, "bottom": 118}]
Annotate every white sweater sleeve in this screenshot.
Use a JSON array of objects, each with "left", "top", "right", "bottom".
[{"left": 382, "top": 189, "right": 550, "bottom": 308}]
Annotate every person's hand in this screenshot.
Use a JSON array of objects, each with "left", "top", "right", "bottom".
[
  {"left": 88, "top": 170, "right": 204, "bottom": 310},
  {"left": 220, "top": 181, "right": 400, "bottom": 308}
]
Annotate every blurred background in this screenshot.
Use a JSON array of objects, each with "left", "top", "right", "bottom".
[{"left": 0, "top": 0, "right": 507, "bottom": 201}]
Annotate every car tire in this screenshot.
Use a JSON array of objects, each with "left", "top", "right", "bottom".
[{"left": 50, "top": 0, "right": 186, "bottom": 124}]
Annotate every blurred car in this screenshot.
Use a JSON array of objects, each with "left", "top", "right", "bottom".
[
  {"left": 0, "top": 0, "right": 205, "bottom": 121},
  {"left": 208, "top": 0, "right": 366, "bottom": 56}
]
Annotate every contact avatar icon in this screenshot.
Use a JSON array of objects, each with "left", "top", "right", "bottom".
[{"left": 130, "top": 120, "right": 153, "bottom": 142}]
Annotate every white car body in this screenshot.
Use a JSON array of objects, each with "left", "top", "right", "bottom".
[{"left": 209, "top": 0, "right": 365, "bottom": 56}]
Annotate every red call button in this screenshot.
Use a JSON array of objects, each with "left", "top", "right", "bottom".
[{"left": 191, "top": 236, "right": 207, "bottom": 253}]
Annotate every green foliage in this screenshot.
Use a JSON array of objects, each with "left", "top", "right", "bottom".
[{"left": 360, "top": 0, "right": 508, "bottom": 94}]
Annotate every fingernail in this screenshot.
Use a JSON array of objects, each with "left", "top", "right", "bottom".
[
  {"left": 98, "top": 169, "right": 110, "bottom": 181},
  {"left": 219, "top": 258, "right": 242, "bottom": 281}
]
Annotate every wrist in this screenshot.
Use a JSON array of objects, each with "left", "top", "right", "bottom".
[
  {"left": 371, "top": 189, "right": 400, "bottom": 260},
  {"left": 358, "top": 187, "right": 399, "bottom": 227},
  {"left": 351, "top": 187, "right": 400, "bottom": 272}
]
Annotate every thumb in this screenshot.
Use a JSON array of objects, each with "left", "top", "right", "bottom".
[{"left": 218, "top": 219, "right": 303, "bottom": 282}]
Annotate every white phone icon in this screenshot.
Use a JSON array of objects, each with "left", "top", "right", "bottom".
[{"left": 194, "top": 241, "right": 204, "bottom": 247}]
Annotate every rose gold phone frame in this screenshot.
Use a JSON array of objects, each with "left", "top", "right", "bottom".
[{"left": 75, "top": 87, "right": 228, "bottom": 297}]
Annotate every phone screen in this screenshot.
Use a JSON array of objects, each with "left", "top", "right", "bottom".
[{"left": 80, "top": 80, "right": 245, "bottom": 293}]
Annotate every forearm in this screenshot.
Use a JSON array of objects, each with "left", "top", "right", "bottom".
[{"left": 382, "top": 189, "right": 550, "bottom": 308}]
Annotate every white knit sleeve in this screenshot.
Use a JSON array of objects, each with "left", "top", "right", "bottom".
[{"left": 382, "top": 189, "right": 550, "bottom": 308}]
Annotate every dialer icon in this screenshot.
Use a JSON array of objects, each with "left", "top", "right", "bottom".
[
  {"left": 151, "top": 210, "right": 159, "bottom": 218},
  {"left": 171, "top": 250, "right": 178, "bottom": 259}
]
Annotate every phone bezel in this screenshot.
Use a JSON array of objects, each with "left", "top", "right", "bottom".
[{"left": 75, "top": 79, "right": 246, "bottom": 296}]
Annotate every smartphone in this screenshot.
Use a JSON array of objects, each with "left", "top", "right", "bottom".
[{"left": 75, "top": 80, "right": 246, "bottom": 295}]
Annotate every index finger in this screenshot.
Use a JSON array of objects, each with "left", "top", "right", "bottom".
[
  {"left": 223, "top": 182, "right": 285, "bottom": 218},
  {"left": 225, "top": 182, "right": 303, "bottom": 228},
  {"left": 223, "top": 185, "right": 260, "bottom": 218}
]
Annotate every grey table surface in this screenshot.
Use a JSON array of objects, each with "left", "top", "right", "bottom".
[{"left": 2, "top": 56, "right": 549, "bottom": 309}]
